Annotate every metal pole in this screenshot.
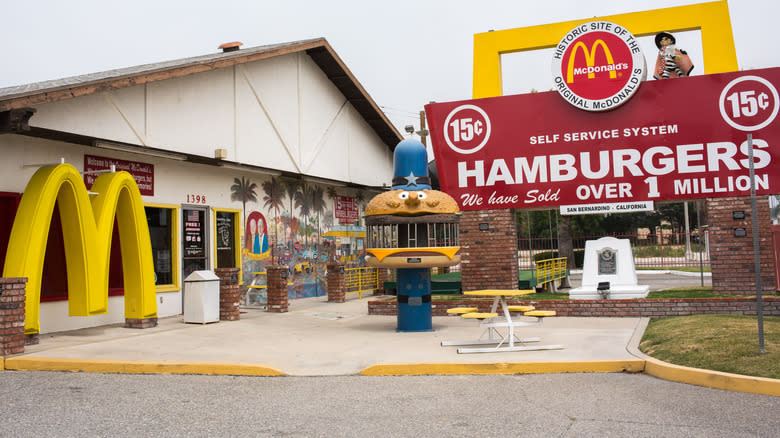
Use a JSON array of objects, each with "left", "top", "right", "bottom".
[
  {"left": 684, "top": 201, "right": 692, "bottom": 257},
  {"left": 747, "top": 133, "right": 766, "bottom": 354},
  {"left": 547, "top": 210, "right": 554, "bottom": 255},
  {"left": 419, "top": 111, "right": 428, "bottom": 147},
  {"left": 695, "top": 200, "right": 704, "bottom": 287},
  {"left": 527, "top": 211, "right": 532, "bottom": 267}
]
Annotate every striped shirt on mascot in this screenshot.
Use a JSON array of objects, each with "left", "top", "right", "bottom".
[{"left": 654, "top": 31, "right": 694, "bottom": 80}]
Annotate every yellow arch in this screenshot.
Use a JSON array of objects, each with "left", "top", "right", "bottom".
[
  {"left": 2, "top": 164, "right": 157, "bottom": 334},
  {"left": 473, "top": 0, "right": 737, "bottom": 98},
  {"left": 566, "top": 40, "right": 617, "bottom": 83}
]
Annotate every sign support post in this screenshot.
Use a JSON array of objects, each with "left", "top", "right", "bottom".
[{"left": 746, "top": 133, "right": 766, "bottom": 354}]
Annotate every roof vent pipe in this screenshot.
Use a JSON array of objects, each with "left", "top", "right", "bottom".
[{"left": 218, "top": 41, "right": 243, "bottom": 53}]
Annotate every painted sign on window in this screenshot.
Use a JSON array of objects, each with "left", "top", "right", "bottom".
[
  {"left": 183, "top": 209, "right": 204, "bottom": 258},
  {"left": 216, "top": 212, "right": 235, "bottom": 268}
]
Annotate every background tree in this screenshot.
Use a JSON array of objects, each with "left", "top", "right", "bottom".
[{"left": 557, "top": 215, "right": 574, "bottom": 288}]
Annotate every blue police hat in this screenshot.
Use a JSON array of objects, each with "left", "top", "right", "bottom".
[{"left": 392, "top": 139, "right": 431, "bottom": 190}]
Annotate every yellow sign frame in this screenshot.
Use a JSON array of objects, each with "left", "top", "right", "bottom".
[{"left": 473, "top": 0, "right": 737, "bottom": 98}]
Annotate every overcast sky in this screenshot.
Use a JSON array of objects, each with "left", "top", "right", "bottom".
[{"left": 2, "top": 0, "right": 777, "bottom": 142}]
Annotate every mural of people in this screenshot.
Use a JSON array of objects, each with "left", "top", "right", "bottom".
[{"left": 245, "top": 211, "right": 270, "bottom": 258}]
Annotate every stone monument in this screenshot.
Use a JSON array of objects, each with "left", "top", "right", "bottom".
[{"left": 569, "top": 237, "right": 649, "bottom": 299}]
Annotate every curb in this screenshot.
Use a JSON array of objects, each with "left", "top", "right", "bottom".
[
  {"left": 642, "top": 356, "right": 780, "bottom": 396},
  {"left": 361, "top": 360, "right": 645, "bottom": 376},
  {"left": 3, "top": 356, "right": 285, "bottom": 377},
  {"left": 627, "top": 317, "right": 780, "bottom": 397}
]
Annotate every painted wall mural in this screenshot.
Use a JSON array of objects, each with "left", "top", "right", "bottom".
[{"left": 233, "top": 175, "right": 376, "bottom": 305}]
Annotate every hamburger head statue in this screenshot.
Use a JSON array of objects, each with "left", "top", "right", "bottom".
[{"left": 365, "top": 138, "right": 460, "bottom": 331}]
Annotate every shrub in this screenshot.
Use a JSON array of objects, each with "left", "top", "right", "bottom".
[{"left": 532, "top": 250, "right": 584, "bottom": 268}]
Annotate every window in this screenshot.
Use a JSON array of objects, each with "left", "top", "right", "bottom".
[
  {"left": 214, "top": 209, "right": 241, "bottom": 269},
  {"left": 0, "top": 192, "right": 20, "bottom": 276},
  {"left": 145, "top": 204, "right": 180, "bottom": 291}
]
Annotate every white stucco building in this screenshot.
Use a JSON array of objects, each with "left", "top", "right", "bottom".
[{"left": 0, "top": 38, "right": 401, "bottom": 333}]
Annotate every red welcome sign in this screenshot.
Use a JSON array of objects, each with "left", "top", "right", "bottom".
[
  {"left": 425, "top": 67, "right": 780, "bottom": 211},
  {"left": 84, "top": 155, "right": 154, "bottom": 196}
]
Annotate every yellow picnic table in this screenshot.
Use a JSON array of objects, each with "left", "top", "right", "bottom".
[{"left": 442, "top": 289, "right": 564, "bottom": 354}]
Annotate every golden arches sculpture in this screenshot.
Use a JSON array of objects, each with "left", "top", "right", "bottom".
[{"left": 2, "top": 163, "right": 157, "bottom": 334}]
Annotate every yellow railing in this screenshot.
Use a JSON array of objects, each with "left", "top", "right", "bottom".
[
  {"left": 535, "top": 257, "right": 568, "bottom": 290},
  {"left": 344, "top": 267, "right": 380, "bottom": 298}
]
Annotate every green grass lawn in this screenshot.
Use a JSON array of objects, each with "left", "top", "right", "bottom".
[
  {"left": 640, "top": 314, "right": 780, "bottom": 379},
  {"left": 647, "top": 287, "right": 720, "bottom": 299}
]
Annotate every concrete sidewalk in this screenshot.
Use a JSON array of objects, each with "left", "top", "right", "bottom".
[
  {"left": 5, "top": 272, "right": 780, "bottom": 396},
  {"left": 12, "top": 295, "right": 643, "bottom": 376}
]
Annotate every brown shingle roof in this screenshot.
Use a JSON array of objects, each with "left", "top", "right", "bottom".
[{"left": 0, "top": 38, "right": 402, "bottom": 149}]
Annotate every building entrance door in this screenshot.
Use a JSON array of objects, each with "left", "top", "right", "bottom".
[{"left": 182, "top": 207, "right": 210, "bottom": 279}]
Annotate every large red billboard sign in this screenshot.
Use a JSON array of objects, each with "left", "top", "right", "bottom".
[{"left": 425, "top": 68, "right": 780, "bottom": 211}]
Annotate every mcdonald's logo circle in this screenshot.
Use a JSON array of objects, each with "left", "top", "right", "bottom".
[{"left": 551, "top": 21, "right": 646, "bottom": 111}]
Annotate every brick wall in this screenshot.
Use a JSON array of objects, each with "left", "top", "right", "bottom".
[
  {"left": 0, "top": 277, "right": 27, "bottom": 356},
  {"left": 707, "top": 196, "right": 776, "bottom": 295},
  {"left": 460, "top": 209, "right": 518, "bottom": 291},
  {"left": 376, "top": 268, "right": 389, "bottom": 296},
  {"left": 266, "top": 266, "right": 289, "bottom": 313},
  {"left": 326, "top": 262, "right": 345, "bottom": 303},
  {"left": 368, "top": 296, "right": 780, "bottom": 318}
]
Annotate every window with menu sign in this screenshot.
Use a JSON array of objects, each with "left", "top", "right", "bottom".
[{"left": 216, "top": 210, "right": 238, "bottom": 268}]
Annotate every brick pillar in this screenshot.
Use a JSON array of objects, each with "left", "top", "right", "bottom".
[
  {"left": 375, "top": 268, "right": 389, "bottom": 296},
  {"left": 326, "top": 262, "right": 346, "bottom": 302},
  {"left": 0, "top": 277, "right": 27, "bottom": 356},
  {"left": 215, "top": 267, "right": 241, "bottom": 321},
  {"left": 707, "top": 196, "right": 776, "bottom": 295},
  {"left": 460, "top": 209, "right": 519, "bottom": 291},
  {"left": 266, "top": 265, "right": 289, "bottom": 312}
]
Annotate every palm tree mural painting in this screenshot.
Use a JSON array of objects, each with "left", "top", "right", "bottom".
[
  {"left": 262, "top": 176, "right": 285, "bottom": 262},
  {"left": 230, "top": 176, "right": 258, "bottom": 227},
  {"left": 282, "top": 179, "right": 302, "bottom": 248},
  {"left": 325, "top": 187, "right": 339, "bottom": 229},
  {"left": 311, "top": 186, "right": 326, "bottom": 255},
  {"left": 295, "top": 184, "right": 314, "bottom": 247},
  {"left": 354, "top": 189, "right": 366, "bottom": 227}
]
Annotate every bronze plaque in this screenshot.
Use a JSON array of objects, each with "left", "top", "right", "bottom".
[{"left": 598, "top": 249, "right": 617, "bottom": 275}]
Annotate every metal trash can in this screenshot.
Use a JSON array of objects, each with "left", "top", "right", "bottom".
[{"left": 183, "top": 270, "right": 220, "bottom": 323}]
